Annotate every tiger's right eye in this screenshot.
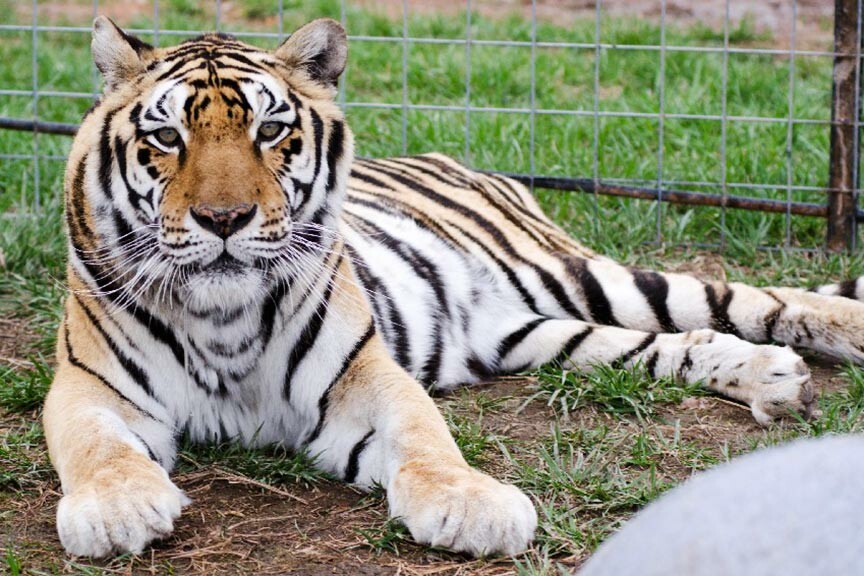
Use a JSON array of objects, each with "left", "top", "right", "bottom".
[{"left": 153, "top": 127, "right": 181, "bottom": 148}]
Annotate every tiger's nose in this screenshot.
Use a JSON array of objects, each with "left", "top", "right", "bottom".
[{"left": 190, "top": 203, "right": 257, "bottom": 239}]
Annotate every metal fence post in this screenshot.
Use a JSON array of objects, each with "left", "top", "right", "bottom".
[{"left": 827, "top": 0, "right": 862, "bottom": 251}]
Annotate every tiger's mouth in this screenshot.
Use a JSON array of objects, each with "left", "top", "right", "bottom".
[
  {"left": 205, "top": 251, "right": 245, "bottom": 273},
  {"left": 184, "top": 250, "right": 249, "bottom": 276}
]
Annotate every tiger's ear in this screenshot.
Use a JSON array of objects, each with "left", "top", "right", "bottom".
[
  {"left": 92, "top": 16, "right": 154, "bottom": 92},
  {"left": 274, "top": 18, "right": 347, "bottom": 89}
]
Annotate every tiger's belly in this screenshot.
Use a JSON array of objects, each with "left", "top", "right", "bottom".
[{"left": 341, "top": 205, "right": 537, "bottom": 388}]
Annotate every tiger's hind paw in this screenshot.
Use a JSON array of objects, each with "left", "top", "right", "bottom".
[{"left": 744, "top": 346, "right": 817, "bottom": 426}]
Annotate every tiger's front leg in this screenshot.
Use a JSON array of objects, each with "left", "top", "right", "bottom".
[
  {"left": 303, "top": 328, "right": 536, "bottom": 557},
  {"left": 44, "top": 304, "right": 185, "bottom": 557}
]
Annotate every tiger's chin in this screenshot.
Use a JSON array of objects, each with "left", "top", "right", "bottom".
[{"left": 179, "top": 266, "right": 266, "bottom": 315}]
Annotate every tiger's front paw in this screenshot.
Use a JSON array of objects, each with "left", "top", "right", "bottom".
[
  {"left": 57, "top": 461, "right": 189, "bottom": 557},
  {"left": 388, "top": 463, "right": 536, "bottom": 557}
]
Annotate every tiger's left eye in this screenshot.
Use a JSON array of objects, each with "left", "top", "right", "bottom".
[{"left": 258, "top": 121, "right": 285, "bottom": 143}]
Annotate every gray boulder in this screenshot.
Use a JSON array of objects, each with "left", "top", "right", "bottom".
[{"left": 578, "top": 434, "right": 864, "bottom": 576}]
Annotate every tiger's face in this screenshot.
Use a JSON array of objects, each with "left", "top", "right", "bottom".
[{"left": 68, "top": 18, "right": 353, "bottom": 313}]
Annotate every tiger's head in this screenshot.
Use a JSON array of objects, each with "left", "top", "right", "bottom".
[{"left": 67, "top": 17, "right": 354, "bottom": 313}]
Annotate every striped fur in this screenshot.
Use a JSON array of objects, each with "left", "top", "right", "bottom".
[{"left": 45, "top": 17, "right": 864, "bottom": 559}]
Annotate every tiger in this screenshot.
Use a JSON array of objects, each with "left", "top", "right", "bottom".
[{"left": 45, "top": 15, "right": 864, "bottom": 559}]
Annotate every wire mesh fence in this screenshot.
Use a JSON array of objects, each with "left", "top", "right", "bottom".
[{"left": 0, "top": 0, "right": 861, "bottom": 252}]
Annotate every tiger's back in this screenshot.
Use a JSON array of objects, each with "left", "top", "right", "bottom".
[{"left": 343, "top": 153, "right": 596, "bottom": 387}]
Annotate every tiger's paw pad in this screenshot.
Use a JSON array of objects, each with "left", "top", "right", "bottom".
[
  {"left": 57, "top": 468, "right": 189, "bottom": 557},
  {"left": 389, "top": 465, "right": 536, "bottom": 557}
]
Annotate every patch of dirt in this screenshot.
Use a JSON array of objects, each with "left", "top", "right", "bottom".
[{"left": 0, "top": 317, "right": 40, "bottom": 369}]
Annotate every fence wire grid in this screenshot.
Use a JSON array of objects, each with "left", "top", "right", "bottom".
[{"left": 0, "top": 0, "right": 862, "bottom": 252}]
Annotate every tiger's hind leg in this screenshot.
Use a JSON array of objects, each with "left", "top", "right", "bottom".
[
  {"left": 498, "top": 317, "right": 815, "bottom": 425},
  {"left": 559, "top": 256, "right": 864, "bottom": 364}
]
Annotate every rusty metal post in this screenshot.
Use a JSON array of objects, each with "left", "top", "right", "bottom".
[{"left": 827, "top": 0, "right": 863, "bottom": 251}]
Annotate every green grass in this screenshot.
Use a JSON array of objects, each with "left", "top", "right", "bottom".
[
  {"left": 797, "top": 364, "right": 864, "bottom": 436},
  {"left": 0, "top": 1, "right": 863, "bottom": 574},
  {"left": 4, "top": 547, "right": 23, "bottom": 576},
  {"left": 0, "top": 0, "right": 848, "bottom": 252},
  {"left": 0, "top": 423, "right": 51, "bottom": 491},
  {"left": 531, "top": 363, "right": 706, "bottom": 422},
  {"left": 356, "top": 517, "right": 413, "bottom": 554},
  {"left": 177, "top": 441, "right": 329, "bottom": 488},
  {"left": 0, "top": 361, "right": 53, "bottom": 413}
]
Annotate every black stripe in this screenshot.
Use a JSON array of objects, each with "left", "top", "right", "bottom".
[
  {"left": 762, "top": 291, "right": 786, "bottom": 342},
  {"left": 617, "top": 333, "right": 658, "bottom": 365},
  {"left": 259, "top": 278, "right": 289, "bottom": 348},
  {"left": 564, "top": 258, "right": 619, "bottom": 326},
  {"left": 186, "top": 337, "right": 229, "bottom": 396},
  {"left": 553, "top": 326, "right": 594, "bottom": 365},
  {"left": 131, "top": 430, "right": 162, "bottom": 466},
  {"left": 118, "top": 27, "right": 153, "bottom": 56},
  {"left": 153, "top": 57, "right": 195, "bottom": 82},
  {"left": 349, "top": 215, "right": 448, "bottom": 383},
  {"left": 498, "top": 318, "right": 545, "bottom": 361},
  {"left": 344, "top": 429, "right": 375, "bottom": 483},
  {"left": 381, "top": 158, "right": 552, "bottom": 248},
  {"left": 347, "top": 245, "right": 412, "bottom": 370},
  {"left": 134, "top": 307, "right": 195, "bottom": 380},
  {"left": 98, "top": 108, "right": 119, "bottom": 200},
  {"left": 112, "top": 208, "right": 135, "bottom": 253},
  {"left": 704, "top": 283, "right": 741, "bottom": 337},
  {"left": 678, "top": 346, "right": 694, "bottom": 379},
  {"left": 645, "top": 350, "right": 660, "bottom": 378},
  {"left": 109, "top": 138, "right": 143, "bottom": 248},
  {"left": 346, "top": 192, "right": 465, "bottom": 250},
  {"left": 447, "top": 223, "right": 542, "bottom": 316},
  {"left": 63, "top": 320, "right": 161, "bottom": 424},
  {"left": 325, "top": 119, "right": 345, "bottom": 191},
  {"left": 191, "top": 302, "right": 246, "bottom": 325},
  {"left": 838, "top": 279, "right": 859, "bottom": 299},
  {"left": 631, "top": 269, "right": 677, "bottom": 332},
  {"left": 207, "top": 336, "right": 257, "bottom": 358},
  {"left": 306, "top": 323, "right": 376, "bottom": 445},
  {"left": 75, "top": 295, "right": 155, "bottom": 399},
  {"left": 216, "top": 50, "right": 267, "bottom": 70},
  {"left": 283, "top": 253, "right": 343, "bottom": 402},
  {"left": 211, "top": 62, "right": 263, "bottom": 76},
  {"left": 466, "top": 354, "right": 496, "bottom": 379},
  {"left": 482, "top": 173, "right": 532, "bottom": 210},
  {"left": 67, "top": 153, "right": 93, "bottom": 243},
  {"left": 481, "top": 174, "right": 574, "bottom": 252},
  {"left": 293, "top": 109, "right": 324, "bottom": 216}
]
